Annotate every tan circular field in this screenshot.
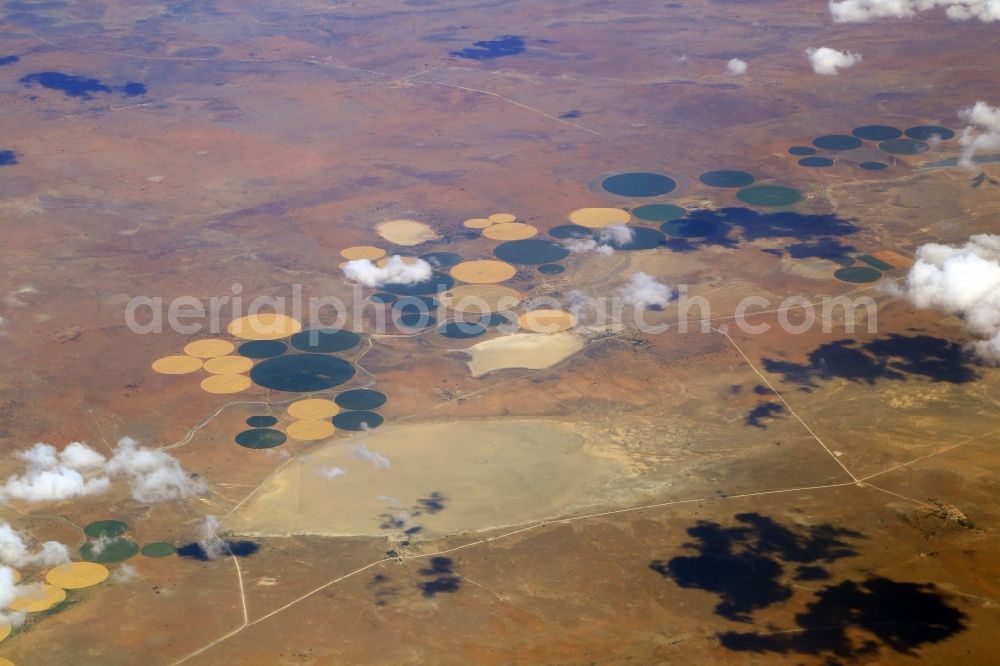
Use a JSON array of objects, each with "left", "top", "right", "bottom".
[
  {"left": 0, "top": 624, "right": 10, "bottom": 643},
  {"left": 286, "top": 419, "right": 336, "bottom": 441},
  {"left": 45, "top": 562, "right": 109, "bottom": 589},
  {"left": 288, "top": 398, "right": 340, "bottom": 419},
  {"left": 201, "top": 374, "right": 252, "bottom": 394},
  {"left": 438, "top": 285, "right": 522, "bottom": 314},
  {"left": 203, "top": 355, "right": 255, "bottom": 375},
  {"left": 450, "top": 260, "right": 517, "bottom": 284},
  {"left": 568, "top": 207, "right": 631, "bottom": 228},
  {"left": 518, "top": 309, "right": 578, "bottom": 333},
  {"left": 488, "top": 212, "right": 517, "bottom": 224},
  {"left": 463, "top": 217, "right": 492, "bottom": 229},
  {"left": 0, "top": 657, "right": 13, "bottom": 666},
  {"left": 377, "top": 219, "right": 440, "bottom": 246},
  {"left": 340, "top": 245, "right": 386, "bottom": 261},
  {"left": 227, "top": 313, "right": 302, "bottom": 341},
  {"left": 183, "top": 339, "right": 235, "bottom": 358},
  {"left": 152, "top": 355, "right": 203, "bottom": 375},
  {"left": 9, "top": 584, "right": 66, "bottom": 612},
  {"left": 483, "top": 223, "right": 538, "bottom": 240}
]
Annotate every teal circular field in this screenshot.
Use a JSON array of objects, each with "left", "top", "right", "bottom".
[
  {"left": 859, "top": 161, "right": 888, "bottom": 171},
  {"left": 788, "top": 146, "right": 817, "bottom": 156},
  {"left": 335, "top": 389, "right": 387, "bottom": 411},
  {"left": 238, "top": 340, "right": 287, "bottom": 359},
  {"left": 439, "top": 321, "right": 487, "bottom": 339},
  {"left": 852, "top": 125, "right": 902, "bottom": 141},
  {"left": 84, "top": 520, "right": 127, "bottom": 539},
  {"left": 141, "top": 542, "right": 177, "bottom": 558},
  {"left": 397, "top": 312, "right": 436, "bottom": 329},
  {"left": 235, "top": 428, "right": 287, "bottom": 449},
  {"left": 290, "top": 328, "right": 360, "bottom": 353},
  {"left": 548, "top": 224, "right": 591, "bottom": 239},
  {"left": 879, "top": 138, "right": 929, "bottom": 155},
  {"left": 699, "top": 170, "right": 754, "bottom": 188},
  {"left": 799, "top": 156, "right": 834, "bottom": 168},
  {"left": 81, "top": 537, "right": 140, "bottom": 563},
  {"left": 905, "top": 125, "right": 954, "bottom": 141},
  {"left": 370, "top": 292, "right": 397, "bottom": 304},
  {"left": 246, "top": 415, "right": 278, "bottom": 427},
  {"left": 494, "top": 239, "right": 570, "bottom": 265},
  {"left": 381, "top": 272, "right": 454, "bottom": 296},
  {"left": 736, "top": 185, "right": 802, "bottom": 207},
  {"left": 812, "top": 135, "right": 863, "bottom": 151},
  {"left": 420, "top": 252, "right": 463, "bottom": 268},
  {"left": 632, "top": 203, "right": 685, "bottom": 222},
  {"left": 834, "top": 266, "right": 882, "bottom": 283},
  {"left": 538, "top": 263, "right": 565, "bottom": 274},
  {"left": 660, "top": 218, "right": 726, "bottom": 238},
  {"left": 333, "top": 410, "right": 384, "bottom": 431},
  {"left": 250, "top": 353, "right": 356, "bottom": 392},
  {"left": 601, "top": 172, "right": 676, "bottom": 197}
]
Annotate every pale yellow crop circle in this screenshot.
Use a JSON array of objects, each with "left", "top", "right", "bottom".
[
  {"left": 450, "top": 260, "right": 517, "bottom": 284},
  {"left": 488, "top": 213, "right": 517, "bottom": 224},
  {"left": 152, "top": 355, "right": 203, "bottom": 375},
  {"left": 483, "top": 223, "right": 538, "bottom": 241},
  {"left": 518, "top": 309, "right": 577, "bottom": 333},
  {"left": 340, "top": 246, "right": 386, "bottom": 261},
  {"left": 438, "top": 285, "right": 522, "bottom": 313},
  {"left": 203, "top": 355, "right": 255, "bottom": 375},
  {"left": 287, "top": 398, "right": 340, "bottom": 419},
  {"left": 0, "top": 624, "right": 10, "bottom": 643},
  {"left": 568, "top": 207, "right": 631, "bottom": 228},
  {"left": 227, "top": 313, "right": 302, "bottom": 341},
  {"left": 286, "top": 419, "right": 336, "bottom": 441},
  {"left": 463, "top": 218, "right": 492, "bottom": 229},
  {"left": 9, "top": 584, "right": 66, "bottom": 612},
  {"left": 45, "top": 562, "right": 109, "bottom": 589},
  {"left": 183, "top": 339, "right": 235, "bottom": 358},
  {"left": 201, "top": 374, "right": 252, "bottom": 394}
]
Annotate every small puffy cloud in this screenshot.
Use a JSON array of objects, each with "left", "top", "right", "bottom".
[
  {"left": 317, "top": 465, "right": 348, "bottom": 479},
  {"left": 352, "top": 444, "right": 391, "bottom": 469},
  {"left": 618, "top": 272, "right": 674, "bottom": 309},
  {"left": 342, "top": 255, "right": 432, "bottom": 288},
  {"left": 110, "top": 563, "right": 139, "bottom": 584},
  {"left": 0, "top": 438, "right": 202, "bottom": 504},
  {"left": 958, "top": 101, "right": 1000, "bottom": 168},
  {"left": 888, "top": 234, "right": 1000, "bottom": 363},
  {"left": 805, "top": 47, "right": 862, "bottom": 75},
  {"left": 830, "top": 0, "right": 1000, "bottom": 23},
  {"left": 565, "top": 225, "right": 634, "bottom": 256},
  {"left": 565, "top": 238, "right": 615, "bottom": 256},
  {"left": 196, "top": 515, "right": 226, "bottom": 559},
  {"left": 596, "top": 225, "right": 635, "bottom": 246},
  {"left": 0, "top": 522, "right": 70, "bottom": 569},
  {"left": 726, "top": 58, "right": 748, "bottom": 75}
]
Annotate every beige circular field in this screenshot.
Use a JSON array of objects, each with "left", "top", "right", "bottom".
[
  {"left": 377, "top": 219, "right": 440, "bottom": 246},
  {"left": 340, "top": 245, "right": 386, "bottom": 261},
  {"left": 568, "top": 207, "right": 631, "bottom": 228},
  {"left": 201, "top": 374, "right": 252, "bottom": 394},
  {"left": 203, "top": 355, "right": 255, "bottom": 375},
  {"left": 288, "top": 398, "right": 339, "bottom": 419},
  {"left": 286, "top": 419, "right": 336, "bottom": 441},
  {"left": 183, "top": 339, "right": 235, "bottom": 358},
  {"left": 450, "top": 260, "right": 517, "bottom": 284},
  {"left": 45, "top": 562, "right": 109, "bottom": 589},
  {"left": 483, "top": 223, "right": 538, "bottom": 241},
  {"left": 152, "top": 355, "right": 203, "bottom": 375},
  {"left": 0, "top": 624, "right": 10, "bottom": 643},
  {"left": 439, "top": 285, "right": 522, "bottom": 314},
  {"left": 0, "top": 657, "right": 12, "bottom": 666},
  {"left": 227, "top": 313, "right": 302, "bottom": 341},
  {"left": 9, "top": 584, "right": 66, "bottom": 612},
  {"left": 463, "top": 217, "right": 492, "bottom": 229},
  {"left": 519, "top": 309, "right": 578, "bottom": 333},
  {"left": 488, "top": 212, "right": 517, "bottom": 224}
]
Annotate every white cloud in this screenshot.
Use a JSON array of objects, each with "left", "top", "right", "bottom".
[
  {"left": 0, "top": 522, "right": 70, "bottom": 569},
  {"left": 596, "top": 224, "right": 635, "bottom": 246},
  {"left": 958, "top": 101, "right": 1000, "bottom": 168},
  {"left": 618, "top": 272, "right": 674, "bottom": 309},
  {"left": 888, "top": 234, "right": 1000, "bottom": 364},
  {"left": 342, "top": 255, "right": 432, "bottom": 288},
  {"left": 352, "top": 444, "right": 391, "bottom": 469},
  {"left": 317, "top": 465, "right": 348, "bottom": 479},
  {"left": 110, "top": 563, "right": 139, "bottom": 584},
  {"left": 0, "top": 438, "right": 202, "bottom": 504},
  {"left": 805, "top": 47, "right": 862, "bottom": 75},
  {"left": 196, "top": 515, "right": 227, "bottom": 559},
  {"left": 565, "top": 238, "right": 615, "bottom": 256},
  {"left": 830, "top": 0, "right": 1000, "bottom": 23},
  {"left": 726, "top": 58, "right": 748, "bottom": 75},
  {"left": 564, "top": 225, "right": 634, "bottom": 256}
]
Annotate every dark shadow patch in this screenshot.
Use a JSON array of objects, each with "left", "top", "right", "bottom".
[
  {"left": 0, "top": 150, "right": 17, "bottom": 166},
  {"left": 450, "top": 35, "right": 525, "bottom": 60},
  {"left": 719, "top": 577, "right": 967, "bottom": 660},
  {"left": 0, "top": 55, "right": 19, "bottom": 66},
  {"left": 20, "top": 71, "right": 146, "bottom": 99},
  {"left": 414, "top": 491, "right": 447, "bottom": 514},
  {"left": 746, "top": 401, "right": 785, "bottom": 428},
  {"left": 177, "top": 540, "right": 259, "bottom": 560},
  {"left": 418, "top": 556, "right": 461, "bottom": 597},
  {"left": 560, "top": 110, "right": 581, "bottom": 118},
  {"left": 650, "top": 513, "right": 861, "bottom": 622}
]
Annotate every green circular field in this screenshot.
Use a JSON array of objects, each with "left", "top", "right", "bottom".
[
  {"left": 494, "top": 239, "right": 570, "bottom": 265},
  {"left": 852, "top": 125, "right": 902, "bottom": 141},
  {"left": 736, "top": 185, "right": 802, "bottom": 207},
  {"left": 83, "top": 520, "right": 127, "bottom": 539},
  {"left": 335, "top": 389, "right": 387, "bottom": 411},
  {"left": 290, "top": 328, "right": 360, "bottom": 353},
  {"left": 699, "top": 170, "right": 754, "bottom": 188},
  {"left": 246, "top": 415, "right": 278, "bottom": 427},
  {"left": 235, "top": 428, "right": 287, "bottom": 449},
  {"left": 601, "top": 172, "right": 676, "bottom": 197},
  {"left": 237, "top": 340, "right": 287, "bottom": 359},
  {"left": 141, "top": 542, "right": 177, "bottom": 558},
  {"left": 834, "top": 266, "right": 882, "bottom": 283},
  {"left": 799, "top": 156, "right": 834, "bottom": 168},
  {"left": 632, "top": 203, "right": 685, "bottom": 222},
  {"left": 333, "top": 410, "right": 385, "bottom": 431},
  {"left": 879, "top": 138, "right": 929, "bottom": 155},
  {"left": 80, "top": 537, "right": 140, "bottom": 563},
  {"left": 904, "top": 125, "right": 954, "bottom": 141},
  {"left": 250, "top": 353, "right": 356, "bottom": 392},
  {"left": 859, "top": 161, "right": 888, "bottom": 171},
  {"left": 788, "top": 146, "right": 816, "bottom": 156},
  {"left": 538, "top": 263, "right": 565, "bottom": 274},
  {"left": 812, "top": 135, "right": 863, "bottom": 151}
]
